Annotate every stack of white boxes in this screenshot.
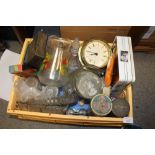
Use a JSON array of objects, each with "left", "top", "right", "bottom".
[{"left": 111, "top": 36, "right": 136, "bottom": 97}]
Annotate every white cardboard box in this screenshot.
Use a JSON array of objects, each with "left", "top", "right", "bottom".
[{"left": 111, "top": 36, "right": 135, "bottom": 97}]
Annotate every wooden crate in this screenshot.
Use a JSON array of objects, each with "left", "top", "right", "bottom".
[{"left": 7, "top": 38, "right": 134, "bottom": 127}]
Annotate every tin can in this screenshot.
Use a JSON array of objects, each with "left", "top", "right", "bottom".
[
  {"left": 112, "top": 98, "right": 130, "bottom": 117},
  {"left": 90, "top": 94, "right": 112, "bottom": 116},
  {"left": 73, "top": 69, "right": 103, "bottom": 99}
]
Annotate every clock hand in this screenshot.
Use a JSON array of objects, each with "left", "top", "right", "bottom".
[
  {"left": 86, "top": 51, "right": 98, "bottom": 55},
  {"left": 87, "top": 51, "right": 95, "bottom": 54},
  {"left": 90, "top": 53, "right": 98, "bottom": 56}
]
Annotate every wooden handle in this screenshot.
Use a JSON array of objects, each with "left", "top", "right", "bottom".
[{"left": 104, "top": 53, "right": 115, "bottom": 87}]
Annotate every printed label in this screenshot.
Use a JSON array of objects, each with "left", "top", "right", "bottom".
[{"left": 123, "top": 117, "right": 133, "bottom": 124}]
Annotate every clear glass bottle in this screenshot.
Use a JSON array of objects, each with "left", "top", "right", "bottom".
[{"left": 68, "top": 38, "right": 81, "bottom": 73}]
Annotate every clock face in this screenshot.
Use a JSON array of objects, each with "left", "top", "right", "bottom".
[{"left": 81, "top": 40, "right": 110, "bottom": 68}]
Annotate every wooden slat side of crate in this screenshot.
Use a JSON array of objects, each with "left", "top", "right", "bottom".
[
  {"left": 7, "top": 39, "right": 33, "bottom": 111},
  {"left": 18, "top": 115, "right": 123, "bottom": 127},
  {"left": 7, "top": 38, "right": 133, "bottom": 126},
  {"left": 8, "top": 110, "right": 123, "bottom": 126}
]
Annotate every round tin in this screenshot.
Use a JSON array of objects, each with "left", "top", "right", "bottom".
[
  {"left": 73, "top": 69, "right": 103, "bottom": 99},
  {"left": 90, "top": 94, "right": 112, "bottom": 116},
  {"left": 112, "top": 98, "right": 130, "bottom": 117}
]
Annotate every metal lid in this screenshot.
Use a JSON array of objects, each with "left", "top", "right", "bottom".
[
  {"left": 91, "top": 94, "right": 112, "bottom": 116},
  {"left": 112, "top": 98, "right": 130, "bottom": 117},
  {"left": 74, "top": 69, "right": 103, "bottom": 99}
]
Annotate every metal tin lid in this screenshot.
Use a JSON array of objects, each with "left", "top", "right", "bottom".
[
  {"left": 74, "top": 70, "right": 103, "bottom": 99},
  {"left": 91, "top": 94, "right": 112, "bottom": 116},
  {"left": 112, "top": 98, "right": 130, "bottom": 117}
]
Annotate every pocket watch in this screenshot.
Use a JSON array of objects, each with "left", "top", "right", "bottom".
[
  {"left": 73, "top": 69, "right": 103, "bottom": 99},
  {"left": 80, "top": 39, "right": 111, "bottom": 69}
]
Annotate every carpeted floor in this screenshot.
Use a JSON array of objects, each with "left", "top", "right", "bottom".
[
  {"left": 0, "top": 41, "right": 155, "bottom": 129},
  {"left": 132, "top": 52, "right": 155, "bottom": 128}
]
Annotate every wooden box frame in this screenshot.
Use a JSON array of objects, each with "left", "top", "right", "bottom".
[{"left": 7, "top": 39, "right": 134, "bottom": 127}]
